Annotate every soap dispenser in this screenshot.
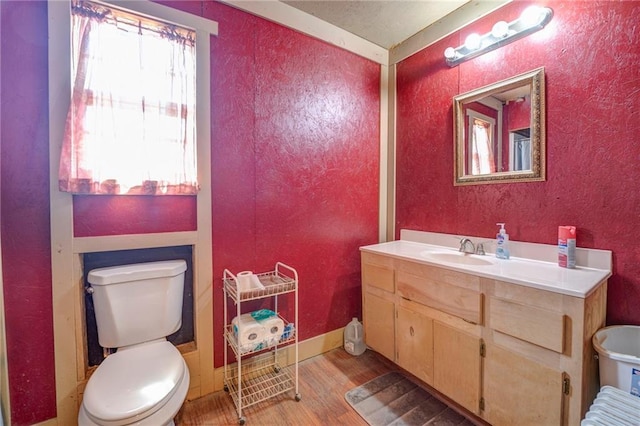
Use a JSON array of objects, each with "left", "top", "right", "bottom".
[{"left": 496, "top": 223, "right": 510, "bottom": 259}]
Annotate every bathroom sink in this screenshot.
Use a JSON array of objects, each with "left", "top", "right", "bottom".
[{"left": 420, "top": 251, "right": 494, "bottom": 266}]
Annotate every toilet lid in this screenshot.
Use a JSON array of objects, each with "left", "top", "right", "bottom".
[{"left": 84, "top": 340, "right": 186, "bottom": 424}]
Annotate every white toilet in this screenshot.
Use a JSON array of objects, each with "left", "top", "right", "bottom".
[{"left": 78, "top": 260, "right": 190, "bottom": 426}]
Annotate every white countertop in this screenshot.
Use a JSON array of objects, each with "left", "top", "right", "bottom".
[{"left": 360, "top": 240, "right": 612, "bottom": 298}]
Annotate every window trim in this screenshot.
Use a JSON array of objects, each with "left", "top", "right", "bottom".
[{"left": 48, "top": 1, "right": 217, "bottom": 423}]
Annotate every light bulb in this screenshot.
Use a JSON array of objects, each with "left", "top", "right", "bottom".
[
  {"left": 520, "top": 6, "right": 543, "bottom": 28},
  {"left": 464, "top": 33, "right": 481, "bottom": 51},
  {"left": 491, "top": 21, "right": 509, "bottom": 38},
  {"left": 444, "top": 47, "right": 456, "bottom": 59}
]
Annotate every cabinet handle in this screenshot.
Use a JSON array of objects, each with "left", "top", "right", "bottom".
[{"left": 409, "top": 326, "right": 414, "bottom": 336}]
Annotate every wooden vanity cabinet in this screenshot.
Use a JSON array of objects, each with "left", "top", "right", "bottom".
[
  {"left": 482, "top": 279, "right": 607, "bottom": 426},
  {"left": 361, "top": 252, "right": 395, "bottom": 361},
  {"left": 360, "top": 251, "right": 608, "bottom": 426},
  {"left": 362, "top": 254, "right": 484, "bottom": 415},
  {"left": 395, "top": 260, "right": 483, "bottom": 415},
  {"left": 395, "top": 299, "right": 482, "bottom": 415}
]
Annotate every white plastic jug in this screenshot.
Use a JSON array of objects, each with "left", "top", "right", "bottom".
[{"left": 344, "top": 317, "right": 366, "bottom": 356}]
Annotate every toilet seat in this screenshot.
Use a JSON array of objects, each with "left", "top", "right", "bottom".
[{"left": 82, "top": 340, "right": 187, "bottom": 426}]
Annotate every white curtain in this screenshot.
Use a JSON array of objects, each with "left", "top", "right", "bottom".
[
  {"left": 59, "top": 3, "right": 198, "bottom": 195},
  {"left": 471, "top": 118, "right": 496, "bottom": 175}
]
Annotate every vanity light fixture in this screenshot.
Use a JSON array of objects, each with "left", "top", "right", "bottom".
[{"left": 444, "top": 6, "right": 553, "bottom": 67}]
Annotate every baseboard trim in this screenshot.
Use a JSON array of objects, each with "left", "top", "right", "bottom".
[{"left": 33, "top": 418, "right": 58, "bottom": 426}]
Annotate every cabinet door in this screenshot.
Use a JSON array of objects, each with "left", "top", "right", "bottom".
[
  {"left": 396, "top": 305, "right": 433, "bottom": 385},
  {"left": 363, "top": 291, "right": 395, "bottom": 361},
  {"left": 433, "top": 321, "right": 481, "bottom": 415},
  {"left": 483, "top": 344, "right": 565, "bottom": 426}
]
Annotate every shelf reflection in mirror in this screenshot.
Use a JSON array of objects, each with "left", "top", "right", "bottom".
[{"left": 453, "top": 68, "right": 546, "bottom": 186}]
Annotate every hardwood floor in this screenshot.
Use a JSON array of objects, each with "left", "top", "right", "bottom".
[{"left": 175, "top": 348, "right": 482, "bottom": 426}]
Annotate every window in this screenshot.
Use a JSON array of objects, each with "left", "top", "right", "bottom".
[{"left": 59, "top": 0, "right": 198, "bottom": 195}]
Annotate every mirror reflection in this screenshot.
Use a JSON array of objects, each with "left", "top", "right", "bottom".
[{"left": 454, "top": 68, "right": 545, "bottom": 185}]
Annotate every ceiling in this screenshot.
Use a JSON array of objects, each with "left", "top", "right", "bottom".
[{"left": 281, "top": 0, "right": 471, "bottom": 49}]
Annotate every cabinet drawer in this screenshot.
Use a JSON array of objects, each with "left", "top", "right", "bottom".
[
  {"left": 489, "top": 296, "right": 565, "bottom": 353},
  {"left": 397, "top": 271, "right": 482, "bottom": 324},
  {"left": 362, "top": 261, "right": 394, "bottom": 293}
]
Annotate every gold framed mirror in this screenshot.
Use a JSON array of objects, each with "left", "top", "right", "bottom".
[{"left": 453, "top": 67, "right": 545, "bottom": 186}]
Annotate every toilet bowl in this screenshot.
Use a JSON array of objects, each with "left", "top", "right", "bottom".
[
  {"left": 78, "top": 260, "right": 190, "bottom": 426},
  {"left": 79, "top": 340, "right": 189, "bottom": 426}
]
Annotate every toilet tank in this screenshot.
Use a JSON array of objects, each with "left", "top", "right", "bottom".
[{"left": 88, "top": 260, "right": 187, "bottom": 349}]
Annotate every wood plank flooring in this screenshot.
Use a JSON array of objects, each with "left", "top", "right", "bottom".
[{"left": 175, "top": 348, "right": 483, "bottom": 426}]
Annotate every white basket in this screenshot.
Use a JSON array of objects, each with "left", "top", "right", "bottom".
[{"left": 592, "top": 325, "right": 640, "bottom": 396}]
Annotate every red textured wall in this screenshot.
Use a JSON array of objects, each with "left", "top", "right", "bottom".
[
  {"left": 0, "top": 0, "right": 379, "bottom": 423},
  {"left": 396, "top": 0, "right": 640, "bottom": 326},
  {"left": 0, "top": 1, "right": 57, "bottom": 424},
  {"left": 73, "top": 196, "right": 197, "bottom": 236},
  {"left": 205, "top": 2, "right": 380, "bottom": 367},
  {"left": 507, "top": 98, "right": 530, "bottom": 130}
]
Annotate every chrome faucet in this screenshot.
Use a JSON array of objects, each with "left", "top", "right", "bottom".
[{"left": 459, "top": 238, "right": 475, "bottom": 254}]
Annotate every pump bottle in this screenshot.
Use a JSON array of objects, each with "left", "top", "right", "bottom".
[{"left": 496, "top": 223, "right": 510, "bottom": 259}]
